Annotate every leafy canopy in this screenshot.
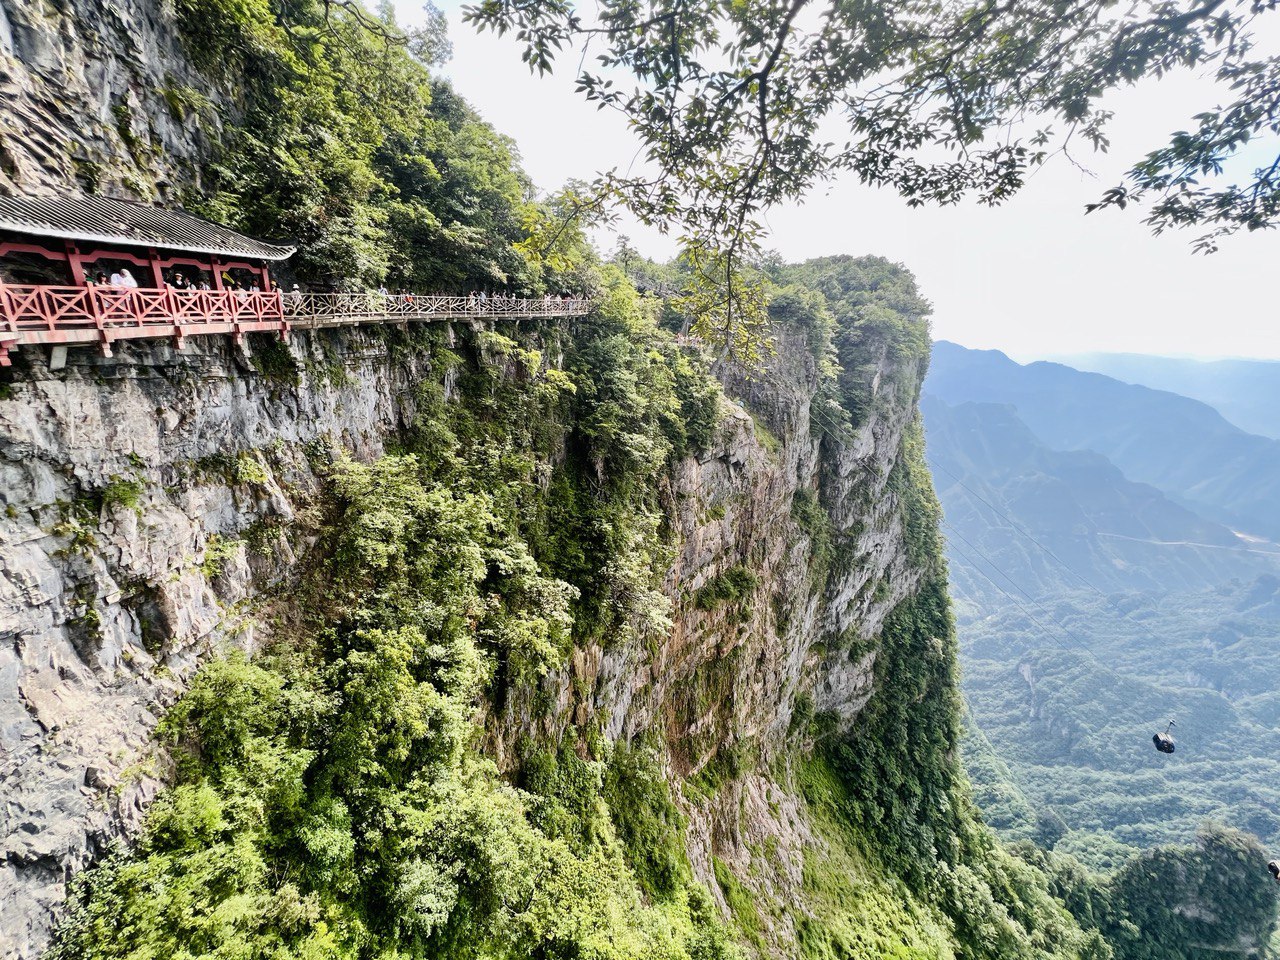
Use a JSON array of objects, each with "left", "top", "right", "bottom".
[
  {"left": 464, "top": 0, "right": 1280, "bottom": 255},
  {"left": 172, "top": 0, "right": 595, "bottom": 294}
]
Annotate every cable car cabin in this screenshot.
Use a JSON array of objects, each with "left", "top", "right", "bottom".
[
  {"left": 1269, "top": 860, "right": 1280, "bottom": 882},
  {"left": 0, "top": 194, "right": 295, "bottom": 366},
  {"left": 1152, "top": 718, "right": 1177, "bottom": 754}
]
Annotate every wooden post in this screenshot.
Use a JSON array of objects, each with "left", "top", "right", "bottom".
[
  {"left": 65, "top": 242, "right": 86, "bottom": 286},
  {"left": 148, "top": 248, "right": 165, "bottom": 288},
  {"left": 211, "top": 258, "right": 224, "bottom": 291}
]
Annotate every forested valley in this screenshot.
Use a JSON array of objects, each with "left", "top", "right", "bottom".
[{"left": 925, "top": 344, "right": 1280, "bottom": 933}]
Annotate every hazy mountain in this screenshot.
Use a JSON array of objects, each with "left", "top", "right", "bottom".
[
  {"left": 926, "top": 346, "right": 1280, "bottom": 870},
  {"left": 1054, "top": 352, "right": 1280, "bottom": 440},
  {"left": 927, "top": 341, "right": 1280, "bottom": 540},
  {"left": 921, "top": 394, "right": 1280, "bottom": 607}
]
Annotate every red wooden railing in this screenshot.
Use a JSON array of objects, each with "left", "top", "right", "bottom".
[{"left": 0, "top": 285, "right": 591, "bottom": 365}]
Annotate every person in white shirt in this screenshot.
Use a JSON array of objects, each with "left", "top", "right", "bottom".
[{"left": 114, "top": 268, "right": 138, "bottom": 289}]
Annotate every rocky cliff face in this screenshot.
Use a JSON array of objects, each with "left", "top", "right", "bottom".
[
  {"left": 0, "top": 330, "right": 432, "bottom": 956},
  {"left": 0, "top": 314, "right": 928, "bottom": 958},
  {"left": 489, "top": 321, "right": 927, "bottom": 942},
  {"left": 0, "top": 0, "right": 218, "bottom": 198}
]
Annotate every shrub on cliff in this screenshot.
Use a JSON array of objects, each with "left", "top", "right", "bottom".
[{"left": 51, "top": 285, "right": 736, "bottom": 960}]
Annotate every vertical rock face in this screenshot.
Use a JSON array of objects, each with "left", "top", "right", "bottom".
[
  {"left": 543, "top": 326, "right": 925, "bottom": 939},
  {"left": 0, "top": 318, "right": 930, "bottom": 958},
  {"left": 0, "top": 0, "right": 218, "bottom": 196},
  {"left": 0, "top": 331, "right": 431, "bottom": 957}
]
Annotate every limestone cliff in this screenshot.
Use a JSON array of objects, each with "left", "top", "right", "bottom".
[
  {"left": 0, "top": 332, "right": 425, "bottom": 954},
  {"left": 0, "top": 296, "right": 934, "bottom": 957},
  {"left": 0, "top": 0, "right": 220, "bottom": 198}
]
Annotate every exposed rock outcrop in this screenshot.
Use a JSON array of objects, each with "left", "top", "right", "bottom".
[
  {"left": 0, "top": 330, "right": 429, "bottom": 956},
  {"left": 0, "top": 316, "right": 929, "bottom": 958},
  {"left": 0, "top": 0, "right": 219, "bottom": 198}
]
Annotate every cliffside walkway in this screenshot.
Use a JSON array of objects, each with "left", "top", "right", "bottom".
[
  {"left": 0, "top": 287, "right": 592, "bottom": 365},
  {"left": 0, "top": 194, "right": 591, "bottom": 366}
]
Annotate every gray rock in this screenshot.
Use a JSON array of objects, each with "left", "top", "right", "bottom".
[
  {"left": 0, "top": 0, "right": 224, "bottom": 199},
  {"left": 0, "top": 329, "right": 437, "bottom": 959},
  {"left": 0, "top": 319, "right": 933, "bottom": 959}
]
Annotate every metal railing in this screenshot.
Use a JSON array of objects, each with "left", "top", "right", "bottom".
[
  {"left": 283, "top": 292, "right": 592, "bottom": 326},
  {"left": 0, "top": 285, "right": 592, "bottom": 364}
]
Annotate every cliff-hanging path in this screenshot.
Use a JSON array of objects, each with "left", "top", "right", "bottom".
[{"left": 0, "top": 288, "right": 592, "bottom": 365}]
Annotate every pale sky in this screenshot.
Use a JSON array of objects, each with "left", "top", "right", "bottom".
[{"left": 395, "top": 0, "right": 1280, "bottom": 361}]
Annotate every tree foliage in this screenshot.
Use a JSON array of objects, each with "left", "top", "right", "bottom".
[
  {"left": 464, "top": 0, "right": 1280, "bottom": 256},
  {"left": 172, "top": 0, "right": 592, "bottom": 293}
]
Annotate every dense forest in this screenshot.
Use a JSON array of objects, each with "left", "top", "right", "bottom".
[{"left": 958, "top": 584, "right": 1280, "bottom": 868}]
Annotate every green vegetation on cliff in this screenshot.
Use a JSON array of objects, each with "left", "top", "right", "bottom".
[
  {"left": 47, "top": 221, "right": 1277, "bottom": 959},
  {"left": 170, "top": 0, "right": 582, "bottom": 294},
  {"left": 53, "top": 275, "right": 733, "bottom": 960},
  {"left": 47, "top": 13, "right": 1280, "bottom": 934},
  {"left": 791, "top": 423, "right": 1105, "bottom": 960}
]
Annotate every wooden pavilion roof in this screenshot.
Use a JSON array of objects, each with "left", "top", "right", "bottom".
[{"left": 0, "top": 194, "right": 295, "bottom": 261}]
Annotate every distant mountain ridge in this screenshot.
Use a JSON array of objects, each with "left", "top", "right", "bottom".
[
  {"left": 1054, "top": 351, "right": 1280, "bottom": 439},
  {"left": 926, "top": 341, "right": 1280, "bottom": 540},
  {"left": 921, "top": 394, "right": 1280, "bottom": 604}
]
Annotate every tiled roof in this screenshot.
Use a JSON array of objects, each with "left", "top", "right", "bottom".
[{"left": 0, "top": 194, "right": 296, "bottom": 261}]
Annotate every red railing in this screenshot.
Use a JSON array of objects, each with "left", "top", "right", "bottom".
[
  {"left": 0, "top": 284, "right": 591, "bottom": 365},
  {"left": 0, "top": 284, "right": 284, "bottom": 342}
]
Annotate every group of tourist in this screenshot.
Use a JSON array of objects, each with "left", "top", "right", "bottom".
[
  {"left": 467, "top": 289, "right": 582, "bottom": 306},
  {"left": 85, "top": 268, "right": 143, "bottom": 288},
  {"left": 85, "top": 268, "right": 266, "bottom": 294},
  {"left": 360, "top": 287, "right": 584, "bottom": 307}
]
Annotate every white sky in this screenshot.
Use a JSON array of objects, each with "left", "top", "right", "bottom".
[{"left": 395, "top": 0, "right": 1280, "bottom": 361}]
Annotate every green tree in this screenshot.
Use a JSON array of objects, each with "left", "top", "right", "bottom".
[
  {"left": 174, "top": 0, "right": 589, "bottom": 294},
  {"left": 464, "top": 0, "right": 1280, "bottom": 258},
  {"left": 1101, "top": 824, "right": 1279, "bottom": 960}
]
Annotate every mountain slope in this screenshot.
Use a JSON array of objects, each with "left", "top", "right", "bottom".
[
  {"left": 927, "top": 341, "right": 1280, "bottom": 539},
  {"left": 1056, "top": 352, "right": 1280, "bottom": 440},
  {"left": 921, "top": 394, "right": 1280, "bottom": 605}
]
